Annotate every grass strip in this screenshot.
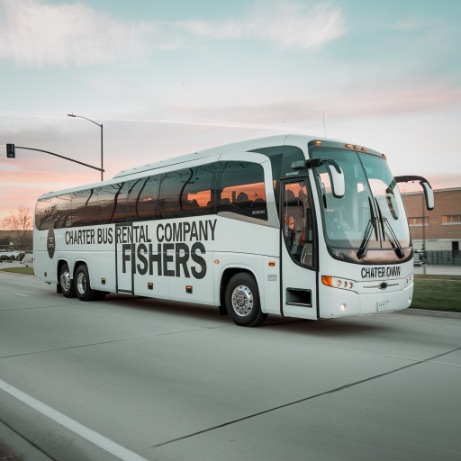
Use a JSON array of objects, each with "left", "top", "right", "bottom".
[
  {"left": 412, "top": 274, "right": 461, "bottom": 312},
  {"left": 0, "top": 266, "right": 34, "bottom": 275}
]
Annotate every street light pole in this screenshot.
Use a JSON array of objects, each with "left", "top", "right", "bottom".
[
  {"left": 67, "top": 113, "right": 104, "bottom": 180},
  {"left": 422, "top": 194, "right": 427, "bottom": 275}
]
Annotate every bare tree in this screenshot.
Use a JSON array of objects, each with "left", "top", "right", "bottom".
[{"left": 2, "top": 206, "right": 32, "bottom": 247}]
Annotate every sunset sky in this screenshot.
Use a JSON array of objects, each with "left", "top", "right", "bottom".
[{"left": 1, "top": 0, "right": 460, "bottom": 226}]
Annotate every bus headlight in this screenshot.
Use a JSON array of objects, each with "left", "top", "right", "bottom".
[{"left": 322, "top": 275, "right": 354, "bottom": 291}]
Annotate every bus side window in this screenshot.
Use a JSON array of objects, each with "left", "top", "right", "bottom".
[
  {"left": 112, "top": 181, "right": 131, "bottom": 223},
  {"left": 126, "top": 178, "right": 147, "bottom": 222},
  {"left": 71, "top": 189, "right": 93, "bottom": 227},
  {"left": 138, "top": 176, "right": 161, "bottom": 220},
  {"left": 54, "top": 194, "right": 72, "bottom": 228},
  {"left": 159, "top": 171, "right": 185, "bottom": 219},
  {"left": 35, "top": 198, "right": 55, "bottom": 230},
  {"left": 99, "top": 183, "right": 121, "bottom": 224},
  {"left": 181, "top": 164, "right": 216, "bottom": 217},
  {"left": 216, "top": 161, "right": 267, "bottom": 220}
]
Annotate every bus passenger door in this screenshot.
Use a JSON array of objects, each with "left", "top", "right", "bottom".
[
  {"left": 115, "top": 223, "right": 134, "bottom": 294},
  {"left": 281, "top": 180, "right": 318, "bottom": 320}
]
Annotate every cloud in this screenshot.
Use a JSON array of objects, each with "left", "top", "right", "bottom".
[
  {"left": 176, "top": 0, "right": 346, "bottom": 49},
  {"left": 0, "top": 0, "right": 152, "bottom": 67},
  {"left": 126, "top": 81, "right": 461, "bottom": 129},
  {"left": 0, "top": 0, "right": 346, "bottom": 68},
  {"left": 329, "top": 82, "right": 461, "bottom": 118},
  {"left": 0, "top": 163, "right": 21, "bottom": 173}
]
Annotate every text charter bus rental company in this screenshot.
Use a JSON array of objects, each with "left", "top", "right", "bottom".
[{"left": 34, "top": 134, "right": 434, "bottom": 326}]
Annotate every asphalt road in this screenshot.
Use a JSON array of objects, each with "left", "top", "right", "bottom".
[{"left": 1, "top": 271, "right": 460, "bottom": 461}]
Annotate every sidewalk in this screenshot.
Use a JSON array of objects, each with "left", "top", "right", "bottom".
[{"left": 413, "top": 264, "right": 461, "bottom": 276}]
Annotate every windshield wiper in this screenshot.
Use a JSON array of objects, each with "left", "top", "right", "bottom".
[
  {"left": 375, "top": 201, "right": 405, "bottom": 259},
  {"left": 357, "top": 197, "right": 378, "bottom": 260}
]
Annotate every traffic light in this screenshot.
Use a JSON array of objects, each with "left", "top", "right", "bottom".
[{"left": 6, "top": 144, "right": 15, "bottom": 158}]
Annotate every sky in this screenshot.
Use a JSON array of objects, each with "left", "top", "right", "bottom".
[{"left": 1, "top": 0, "right": 461, "bottom": 226}]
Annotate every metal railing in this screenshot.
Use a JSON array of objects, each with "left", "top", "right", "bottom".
[{"left": 420, "top": 251, "right": 461, "bottom": 266}]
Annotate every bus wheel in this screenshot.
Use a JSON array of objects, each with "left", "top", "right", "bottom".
[
  {"left": 59, "top": 263, "right": 75, "bottom": 298},
  {"left": 225, "top": 273, "right": 267, "bottom": 327},
  {"left": 74, "top": 265, "right": 96, "bottom": 301}
]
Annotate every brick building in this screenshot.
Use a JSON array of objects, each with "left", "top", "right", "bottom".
[{"left": 401, "top": 187, "right": 461, "bottom": 252}]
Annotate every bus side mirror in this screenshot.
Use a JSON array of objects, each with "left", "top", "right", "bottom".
[
  {"left": 304, "top": 158, "right": 345, "bottom": 198},
  {"left": 327, "top": 163, "right": 345, "bottom": 198},
  {"left": 421, "top": 181, "right": 434, "bottom": 211},
  {"left": 395, "top": 175, "right": 434, "bottom": 211}
]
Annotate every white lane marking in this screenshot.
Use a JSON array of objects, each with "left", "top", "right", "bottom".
[
  {"left": 15, "top": 293, "right": 30, "bottom": 297},
  {"left": 0, "top": 378, "right": 150, "bottom": 461}
]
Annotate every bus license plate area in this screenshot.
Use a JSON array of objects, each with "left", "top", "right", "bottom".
[{"left": 377, "top": 299, "right": 390, "bottom": 311}]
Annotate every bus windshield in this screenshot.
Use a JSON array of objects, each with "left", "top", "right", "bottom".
[{"left": 310, "top": 145, "right": 411, "bottom": 264}]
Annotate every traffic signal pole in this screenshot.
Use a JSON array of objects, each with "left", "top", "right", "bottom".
[{"left": 4, "top": 145, "right": 104, "bottom": 174}]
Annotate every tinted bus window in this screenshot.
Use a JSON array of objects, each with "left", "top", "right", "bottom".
[
  {"left": 126, "top": 178, "right": 147, "bottom": 222},
  {"left": 216, "top": 161, "right": 267, "bottom": 220},
  {"left": 86, "top": 188, "right": 102, "bottom": 226},
  {"left": 112, "top": 181, "right": 131, "bottom": 223},
  {"left": 138, "top": 175, "right": 161, "bottom": 220},
  {"left": 35, "top": 198, "right": 54, "bottom": 230},
  {"left": 54, "top": 194, "right": 72, "bottom": 228},
  {"left": 159, "top": 170, "right": 189, "bottom": 219},
  {"left": 71, "top": 189, "right": 93, "bottom": 226},
  {"left": 251, "top": 145, "right": 304, "bottom": 215},
  {"left": 99, "top": 183, "right": 122, "bottom": 224},
  {"left": 181, "top": 164, "right": 216, "bottom": 217}
]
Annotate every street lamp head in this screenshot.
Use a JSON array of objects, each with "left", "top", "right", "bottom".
[{"left": 66, "top": 112, "right": 104, "bottom": 181}]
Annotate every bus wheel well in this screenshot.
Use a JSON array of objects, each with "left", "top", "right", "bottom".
[
  {"left": 73, "top": 261, "right": 88, "bottom": 289},
  {"left": 73, "top": 261, "right": 87, "bottom": 273},
  {"left": 219, "top": 268, "right": 254, "bottom": 314},
  {"left": 57, "top": 259, "right": 68, "bottom": 281},
  {"left": 73, "top": 261, "right": 90, "bottom": 284}
]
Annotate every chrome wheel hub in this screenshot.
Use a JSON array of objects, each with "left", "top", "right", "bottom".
[
  {"left": 231, "top": 284, "right": 254, "bottom": 316},
  {"left": 76, "top": 272, "right": 87, "bottom": 295},
  {"left": 60, "top": 270, "right": 71, "bottom": 292}
]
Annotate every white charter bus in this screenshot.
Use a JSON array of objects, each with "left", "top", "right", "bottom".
[{"left": 34, "top": 135, "right": 434, "bottom": 326}]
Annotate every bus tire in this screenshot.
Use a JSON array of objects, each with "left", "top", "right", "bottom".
[
  {"left": 74, "top": 264, "right": 96, "bottom": 301},
  {"left": 225, "top": 273, "right": 267, "bottom": 327},
  {"left": 59, "top": 263, "right": 75, "bottom": 298}
]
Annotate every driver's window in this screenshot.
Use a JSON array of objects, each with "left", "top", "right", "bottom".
[{"left": 283, "top": 181, "right": 313, "bottom": 266}]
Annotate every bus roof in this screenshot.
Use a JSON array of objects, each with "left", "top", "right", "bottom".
[
  {"left": 36, "top": 134, "right": 381, "bottom": 200},
  {"left": 113, "top": 134, "right": 316, "bottom": 179}
]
